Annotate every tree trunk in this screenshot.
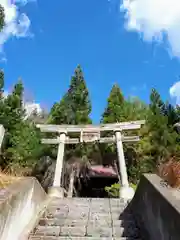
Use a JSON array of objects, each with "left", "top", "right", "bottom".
[{"left": 68, "top": 170, "right": 75, "bottom": 198}]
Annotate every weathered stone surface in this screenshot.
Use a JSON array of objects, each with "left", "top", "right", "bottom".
[
  {"left": 88, "top": 219, "right": 111, "bottom": 227},
  {"left": 61, "top": 226, "right": 86, "bottom": 236},
  {"left": 39, "top": 218, "right": 66, "bottom": 226},
  {"left": 29, "top": 237, "right": 139, "bottom": 240},
  {"left": 87, "top": 226, "right": 112, "bottom": 237},
  {"left": 64, "top": 219, "right": 88, "bottom": 226},
  {"left": 128, "top": 174, "right": 180, "bottom": 240},
  {"left": 30, "top": 197, "right": 141, "bottom": 239},
  {"left": 34, "top": 226, "right": 60, "bottom": 236},
  {"left": 0, "top": 177, "right": 46, "bottom": 240}
]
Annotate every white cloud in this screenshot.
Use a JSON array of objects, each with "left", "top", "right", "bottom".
[
  {"left": 0, "top": 0, "right": 34, "bottom": 52},
  {"left": 24, "top": 102, "right": 42, "bottom": 119},
  {"left": 120, "top": 0, "right": 180, "bottom": 57},
  {"left": 169, "top": 81, "right": 180, "bottom": 105},
  {"left": 2, "top": 90, "right": 42, "bottom": 118}
]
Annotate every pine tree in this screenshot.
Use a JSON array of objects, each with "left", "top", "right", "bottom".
[
  {"left": 0, "top": 70, "right": 5, "bottom": 119},
  {"left": 163, "top": 102, "right": 180, "bottom": 126},
  {"left": 0, "top": 73, "right": 42, "bottom": 171},
  {"left": 49, "top": 66, "right": 92, "bottom": 195},
  {"left": 67, "top": 65, "right": 92, "bottom": 124},
  {"left": 0, "top": 5, "right": 4, "bottom": 32},
  {"left": 101, "top": 84, "right": 125, "bottom": 123},
  {"left": 6, "top": 121, "right": 42, "bottom": 172},
  {"left": 2, "top": 80, "right": 25, "bottom": 130},
  {"left": 143, "top": 88, "right": 177, "bottom": 169},
  {"left": 49, "top": 65, "right": 92, "bottom": 125},
  {"left": 48, "top": 65, "right": 92, "bottom": 158},
  {"left": 0, "top": 70, "right": 4, "bottom": 97},
  {"left": 49, "top": 94, "right": 71, "bottom": 124},
  {"left": 176, "top": 105, "right": 180, "bottom": 123},
  {"left": 123, "top": 97, "right": 148, "bottom": 121}
]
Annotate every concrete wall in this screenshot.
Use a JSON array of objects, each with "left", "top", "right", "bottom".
[
  {"left": 0, "top": 177, "right": 46, "bottom": 240},
  {"left": 128, "top": 174, "right": 180, "bottom": 240}
]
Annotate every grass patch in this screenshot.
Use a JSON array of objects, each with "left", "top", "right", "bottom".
[{"left": 0, "top": 172, "right": 22, "bottom": 189}]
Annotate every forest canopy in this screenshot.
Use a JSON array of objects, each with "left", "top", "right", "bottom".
[{"left": 0, "top": 66, "right": 179, "bottom": 184}]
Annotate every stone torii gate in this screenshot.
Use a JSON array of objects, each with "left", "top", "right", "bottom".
[{"left": 37, "top": 120, "right": 145, "bottom": 201}]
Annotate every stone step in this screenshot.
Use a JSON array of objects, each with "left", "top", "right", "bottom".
[
  {"left": 29, "top": 198, "right": 140, "bottom": 240},
  {"left": 49, "top": 198, "right": 126, "bottom": 206},
  {"left": 32, "top": 225, "right": 139, "bottom": 238},
  {"left": 43, "top": 210, "right": 132, "bottom": 219},
  {"left": 29, "top": 236, "right": 141, "bottom": 240},
  {"left": 38, "top": 218, "right": 135, "bottom": 228}
]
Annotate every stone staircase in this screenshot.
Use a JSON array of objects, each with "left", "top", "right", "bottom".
[{"left": 29, "top": 198, "right": 141, "bottom": 240}]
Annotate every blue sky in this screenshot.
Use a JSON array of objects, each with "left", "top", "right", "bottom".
[{"left": 0, "top": 0, "right": 180, "bottom": 122}]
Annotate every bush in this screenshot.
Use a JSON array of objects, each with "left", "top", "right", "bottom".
[{"left": 105, "top": 182, "right": 137, "bottom": 197}]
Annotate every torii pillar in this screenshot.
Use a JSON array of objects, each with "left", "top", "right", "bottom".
[
  {"left": 115, "top": 130, "right": 135, "bottom": 201},
  {"left": 48, "top": 132, "right": 66, "bottom": 198}
]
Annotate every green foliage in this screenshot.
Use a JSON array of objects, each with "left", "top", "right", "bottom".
[
  {"left": 101, "top": 85, "right": 149, "bottom": 177},
  {"left": 101, "top": 84, "right": 125, "bottom": 123},
  {"left": 105, "top": 183, "right": 120, "bottom": 197},
  {"left": 123, "top": 97, "right": 149, "bottom": 121},
  {"left": 6, "top": 122, "right": 42, "bottom": 168},
  {"left": 135, "top": 88, "right": 179, "bottom": 175},
  {"left": 0, "top": 65, "right": 179, "bottom": 184},
  {"left": 105, "top": 182, "right": 137, "bottom": 197},
  {"left": 0, "top": 71, "right": 42, "bottom": 171},
  {"left": 148, "top": 89, "right": 177, "bottom": 159},
  {"left": 49, "top": 65, "right": 92, "bottom": 125},
  {"left": 101, "top": 85, "right": 179, "bottom": 183},
  {"left": 0, "top": 5, "right": 4, "bottom": 32},
  {"left": 49, "top": 96, "right": 70, "bottom": 124},
  {"left": 67, "top": 65, "right": 92, "bottom": 124},
  {"left": 49, "top": 65, "right": 93, "bottom": 158},
  {"left": 163, "top": 102, "right": 180, "bottom": 126}
]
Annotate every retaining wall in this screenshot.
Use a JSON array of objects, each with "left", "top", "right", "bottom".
[
  {"left": 0, "top": 177, "right": 47, "bottom": 240},
  {"left": 128, "top": 174, "right": 180, "bottom": 240}
]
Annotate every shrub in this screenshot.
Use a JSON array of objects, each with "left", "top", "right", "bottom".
[{"left": 105, "top": 182, "right": 137, "bottom": 197}]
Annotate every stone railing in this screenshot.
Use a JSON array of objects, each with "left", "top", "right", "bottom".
[
  {"left": 127, "top": 174, "right": 180, "bottom": 239},
  {"left": 0, "top": 177, "right": 47, "bottom": 240}
]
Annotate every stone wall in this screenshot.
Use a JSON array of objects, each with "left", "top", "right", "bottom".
[
  {"left": 0, "top": 177, "right": 47, "bottom": 240},
  {"left": 128, "top": 174, "right": 180, "bottom": 240}
]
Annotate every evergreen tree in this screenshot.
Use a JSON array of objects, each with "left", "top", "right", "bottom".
[
  {"left": 149, "top": 88, "right": 165, "bottom": 114},
  {"left": 0, "top": 4, "right": 4, "bottom": 31},
  {"left": 123, "top": 97, "right": 148, "bottom": 121},
  {"left": 67, "top": 65, "right": 92, "bottom": 124},
  {"left": 101, "top": 84, "right": 125, "bottom": 123},
  {"left": 140, "top": 88, "right": 178, "bottom": 171},
  {"left": 0, "top": 70, "right": 5, "bottom": 117},
  {"left": 163, "top": 102, "right": 180, "bottom": 126},
  {"left": 0, "top": 70, "right": 4, "bottom": 97},
  {"left": 49, "top": 95, "right": 71, "bottom": 124},
  {"left": 49, "top": 65, "right": 92, "bottom": 125},
  {"left": 6, "top": 121, "right": 42, "bottom": 172},
  {"left": 1, "top": 80, "right": 25, "bottom": 131},
  {"left": 0, "top": 72, "right": 42, "bottom": 171},
  {"left": 48, "top": 65, "right": 93, "bottom": 157},
  {"left": 101, "top": 84, "right": 133, "bottom": 168},
  {"left": 49, "top": 66, "right": 93, "bottom": 194},
  {"left": 176, "top": 105, "right": 180, "bottom": 124}
]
